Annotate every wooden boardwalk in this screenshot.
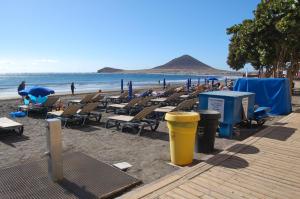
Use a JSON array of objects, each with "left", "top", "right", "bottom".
[{"left": 122, "top": 113, "right": 300, "bottom": 199}]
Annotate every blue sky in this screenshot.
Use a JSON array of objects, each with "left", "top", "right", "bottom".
[{"left": 0, "top": 0, "right": 260, "bottom": 73}]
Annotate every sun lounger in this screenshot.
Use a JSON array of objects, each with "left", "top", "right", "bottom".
[
  {"left": 156, "top": 87, "right": 176, "bottom": 97},
  {"left": 154, "top": 98, "right": 198, "bottom": 120},
  {"left": 106, "top": 97, "right": 141, "bottom": 113},
  {"left": 76, "top": 102, "right": 102, "bottom": 126},
  {"left": 106, "top": 91, "right": 129, "bottom": 103},
  {"left": 29, "top": 96, "right": 60, "bottom": 113},
  {"left": 46, "top": 104, "right": 81, "bottom": 127},
  {"left": 180, "top": 90, "right": 202, "bottom": 99},
  {"left": 68, "top": 93, "right": 96, "bottom": 105},
  {"left": 151, "top": 92, "right": 183, "bottom": 106},
  {"left": 105, "top": 105, "right": 159, "bottom": 135},
  {"left": 0, "top": 117, "right": 24, "bottom": 135},
  {"left": 90, "top": 93, "right": 104, "bottom": 102}
]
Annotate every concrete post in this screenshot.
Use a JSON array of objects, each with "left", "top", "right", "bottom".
[{"left": 46, "top": 118, "right": 63, "bottom": 182}]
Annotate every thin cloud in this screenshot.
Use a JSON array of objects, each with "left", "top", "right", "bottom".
[
  {"left": 32, "top": 59, "right": 59, "bottom": 65},
  {"left": 0, "top": 59, "right": 15, "bottom": 65}
]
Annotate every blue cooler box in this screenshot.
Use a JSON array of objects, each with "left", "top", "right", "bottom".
[{"left": 199, "top": 91, "right": 255, "bottom": 138}]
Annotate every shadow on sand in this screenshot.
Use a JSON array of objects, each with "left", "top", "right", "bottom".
[
  {"left": 253, "top": 126, "right": 296, "bottom": 141},
  {"left": 206, "top": 154, "right": 249, "bottom": 169},
  {"left": 226, "top": 144, "right": 260, "bottom": 154},
  {"left": 0, "top": 133, "right": 30, "bottom": 147},
  {"left": 59, "top": 178, "right": 98, "bottom": 199}
]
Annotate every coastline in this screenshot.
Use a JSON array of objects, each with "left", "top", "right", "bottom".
[
  {"left": 0, "top": 84, "right": 163, "bottom": 101},
  {"left": 1, "top": 73, "right": 235, "bottom": 100}
]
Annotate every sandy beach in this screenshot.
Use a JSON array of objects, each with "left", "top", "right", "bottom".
[{"left": 1, "top": 85, "right": 299, "bottom": 187}]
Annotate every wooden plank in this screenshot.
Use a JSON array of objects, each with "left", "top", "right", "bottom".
[
  {"left": 178, "top": 183, "right": 205, "bottom": 198},
  {"left": 164, "top": 190, "right": 184, "bottom": 199},
  {"left": 121, "top": 113, "right": 300, "bottom": 199},
  {"left": 191, "top": 176, "right": 252, "bottom": 199},
  {"left": 209, "top": 167, "right": 300, "bottom": 198},
  {"left": 204, "top": 169, "right": 288, "bottom": 199},
  {"left": 200, "top": 172, "right": 271, "bottom": 199},
  {"left": 172, "top": 187, "right": 199, "bottom": 199},
  {"left": 186, "top": 181, "right": 231, "bottom": 199}
]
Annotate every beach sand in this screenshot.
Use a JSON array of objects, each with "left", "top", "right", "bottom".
[{"left": 0, "top": 88, "right": 300, "bottom": 186}]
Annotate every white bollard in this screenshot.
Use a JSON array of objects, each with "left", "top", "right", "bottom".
[{"left": 46, "top": 118, "right": 63, "bottom": 182}]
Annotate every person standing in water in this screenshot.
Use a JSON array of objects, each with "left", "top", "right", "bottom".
[
  {"left": 71, "top": 82, "right": 75, "bottom": 95},
  {"left": 17, "top": 81, "right": 26, "bottom": 96}
]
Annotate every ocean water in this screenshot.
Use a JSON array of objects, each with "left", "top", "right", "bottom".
[{"left": 0, "top": 73, "right": 230, "bottom": 99}]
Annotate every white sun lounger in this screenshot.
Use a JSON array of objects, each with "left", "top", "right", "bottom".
[{"left": 0, "top": 117, "right": 24, "bottom": 135}]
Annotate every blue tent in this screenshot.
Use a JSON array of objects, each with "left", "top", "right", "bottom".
[
  {"left": 19, "top": 86, "right": 54, "bottom": 97},
  {"left": 233, "top": 78, "right": 292, "bottom": 115}
]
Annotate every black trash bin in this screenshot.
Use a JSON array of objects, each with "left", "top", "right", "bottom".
[{"left": 195, "top": 110, "right": 221, "bottom": 153}]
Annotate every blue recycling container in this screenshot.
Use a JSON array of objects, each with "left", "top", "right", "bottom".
[{"left": 199, "top": 91, "right": 255, "bottom": 138}]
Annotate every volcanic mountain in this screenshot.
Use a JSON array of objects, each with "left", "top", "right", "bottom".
[
  {"left": 97, "top": 55, "right": 231, "bottom": 75},
  {"left": 153, "top": 55, "right": 215, "bottom": 71}
]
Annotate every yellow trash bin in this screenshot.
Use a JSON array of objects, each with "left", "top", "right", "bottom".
[{"left": 165, "top": 112, "right": 200, "bottom": 166}]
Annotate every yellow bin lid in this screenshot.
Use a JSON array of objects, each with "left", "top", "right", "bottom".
[{"left": 165, "top": 112, "right": 200, "bottom": 122}]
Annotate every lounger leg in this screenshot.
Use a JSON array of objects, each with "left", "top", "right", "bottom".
[
  {"left": 116, "top": 121, "right": 120, "bottom": 130},
  {"left": 138, "top": 124, "right": 145, "bottom": 136},
  {"left": 17, "top": 126, "right": 24, "bottom": 136},
  {"left": 151, "top": 120, "right": 160, "bottom": 131},
  {"left": 105, "top": 119, "right": 112, "bottom": 128},
  {"left": 105, "top": 119, "right": 117, "bottom": 128},
  {"left": 81, "top": 117, "right": 87, "bottom": 126}
]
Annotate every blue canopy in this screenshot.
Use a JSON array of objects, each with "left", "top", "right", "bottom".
[
  {"left": 233, "top": 78, "right": 292, "bottom": 115},
  {"left": 19, "top": 86, "right": 55, "bottom": 97}
]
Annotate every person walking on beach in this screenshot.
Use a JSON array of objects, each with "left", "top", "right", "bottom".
[
  {"left": 71, "top": 82, "right": 75, "bottom": 95},
  {"left": 17, "top": 81, "right": 25, "bottom": 96}
]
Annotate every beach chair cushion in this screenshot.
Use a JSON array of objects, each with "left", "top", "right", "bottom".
[
  {"left": 108, "top": 115, "right": 134, "bottom": 122},
  {"left": 0, "top": 117, "right": 23, "bottom": 128},
  {"left": 154, "top": 107, "right": 176, "bottom": 113},
  {"left": 47, "top": 110, "right": 64, "bottom": 117},
  {"left": 109, "top": 104, "right": 127, "bottom": 108},
  {"left": 151, "top": 98, "right": 167, "bottom": 102}
]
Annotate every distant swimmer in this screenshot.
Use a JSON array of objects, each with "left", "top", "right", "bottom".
[{"left": 71, "top": 82, "right": 75, "bottom": 95}]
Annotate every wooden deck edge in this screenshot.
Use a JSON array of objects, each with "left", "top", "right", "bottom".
[{"left": 120, "top": 113, "right": 297, "bottom": 199}]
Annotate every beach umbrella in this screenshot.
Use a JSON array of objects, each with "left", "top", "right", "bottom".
[
  {"left": 163, "top": 78, "right": 166, "bottom": 89},
  {"left": 186, "top": 79, "right": 190, "bottom": 92},
  {"left": 19, "top": 86, "right": 54, "bottom": 97},
  {"left": 208, "top": 77, "right": 218, "bottom": 85},
  {"left": 121, "top": 79, "right": 124, "bottom": 93},
  {"left": 128, "top": 81, "right": 133, "bottom": 100}
]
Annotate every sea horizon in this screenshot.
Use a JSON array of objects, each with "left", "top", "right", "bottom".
[{"left": 0, "top": 72, "right": 238, "bottom": 99}]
